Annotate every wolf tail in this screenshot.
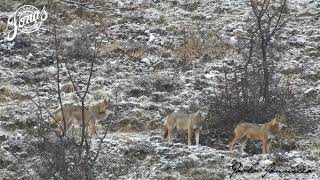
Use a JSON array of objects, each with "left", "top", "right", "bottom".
[
  {"left": 50, "top": 118, "right": 58, "bottom": 128},
  {"left": 163, "top": 116, "right": 169, "bottom": 139},
  {"left": 163, "top": 124, "right": 168, "bottom": 139},
  {"left": 50, "top": 112, "right": 60, "bottom": 129}
]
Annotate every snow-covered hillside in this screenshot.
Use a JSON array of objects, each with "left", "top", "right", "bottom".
[{"left": 0, "top": 0, "right": 319, "bottom": 179}]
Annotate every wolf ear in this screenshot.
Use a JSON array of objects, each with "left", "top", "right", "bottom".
[
  {"left": 104, "top": 98, "right": 111, "bottom": 105},
  {"left": 202, "top": 113, "right": 207, "bottom": 121},
  {"left": 198, "top": 112, "right": 205, "bottom": 120},
  {"left": 104, "top": 99, "right": 107, "bottom": 104}
]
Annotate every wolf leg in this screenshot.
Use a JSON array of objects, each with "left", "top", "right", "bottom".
[
  {"left": 168, "top": 128, "right": 173, "bottom": 144},
  {"left": 64, "top": 120, "right": 72, "bottom": 136},
  {"left": 266, "top": 140, "right": 272, "bottom": 154},
  {"left": 195, "top": 129, "right": 200, "bottom": 146},
  {"left": 240, "top": 137, "right": 248, "bottom": 153},
  {"left": 262, "top": 139, "right": 267, "bottom": 154},
  {"left": 163, "top": 125, "right": 169, "bottom": 139},
  {"left": 188, "top": 127, "right": 192, "bottom": 146},
  {"left": 229, "top": 133, "right": 241, "bottom": 151},
  {"left": 89, "top": 120, "right": 97, "bottom": 138}
]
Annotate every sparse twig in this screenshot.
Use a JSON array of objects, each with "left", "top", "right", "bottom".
[{"left": 54, "top": 25, "right": 67, "bottom": 137}]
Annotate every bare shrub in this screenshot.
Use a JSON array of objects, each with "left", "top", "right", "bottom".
[
  {"left": 203, "top": 1, "right": 292, "bottom": 151},
  {"left": 30, "top": 26, "right": 108, "bottom": 179},
  {"left": 98, "top": 41, "right": 122, "bottom": 58},
  {"left": 296, "top": 125, "right": 320, "bottom": 159},
  {"left": 248, "top": 0, "right": 289, "bottom": 103},
  {"left": 205, "top": 60, "right": 297, "bottom": 146},
  {"left": 277, "top": 127, "right": 300, "bottom": 152},
  {"left": 175, "top": 33, "right": 203, "bottom": 65}
]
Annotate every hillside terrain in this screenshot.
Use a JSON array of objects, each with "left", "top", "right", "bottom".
[{"left": 0, "top": 0, "right": 319, "bottom": 179}]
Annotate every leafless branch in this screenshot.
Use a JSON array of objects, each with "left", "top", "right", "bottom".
[{"left": 54, "top": 25, "right": 67, "bottom": 136}]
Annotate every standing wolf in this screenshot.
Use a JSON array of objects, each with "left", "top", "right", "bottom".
[
  {"left": 51, "top": 99, "right": 110, "bottom": 136},
  {"left": 229, "top": 113, "right": 287, "bottom": 154},
  {"left": 163, "top": 111, "right": 205, "bottom": 146}
]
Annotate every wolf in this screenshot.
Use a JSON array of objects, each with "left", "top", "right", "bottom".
[
  {"left": 51, "top": 99, "right": 110, "bottom": 136},
  {"left": 163, "top": 111, "right": 205, "bottom": 146},
  {"left": 229, "top": 113, "right": 287, "bottom": 154}
]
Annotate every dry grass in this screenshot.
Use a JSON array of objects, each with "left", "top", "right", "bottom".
[
  {"left": 98, "top": 41, "right": 122, "bottom": 56},
  {"left": 0, "top": 86, "right": 26, "bottom": 103},
  {"left": 61, "top": 83, "right": 79, "bottom": 93},
  {"left": 127, "top": 49, "right": 145, "bottom": 61},
  {"left": 175, "top": 34, "right": 203, "bottom": 65},
  {"left": 0, "top": 21, "right": 6, "bottom": 33},
  {"left": 118, "top": 118, "right": 146, "bottom": 132},
  {"left": 277, "top": 127, "right": 300, "bottom": 151},
  {"left": 0, "top": 86, "right": 13, "bottom": 98},
  {"left": 202, "top": 32, "right": 233, "bottom": 58},
  {"left": 175, "top": 32, "right": 233, "bottom": 65},
  {"left": 309, "top": 126, "right": 320, "bottom": 158},
  {"left": 157, "top": 15, "right": 166, "bottom": 24},
  {"left": 0, "top": 95, "right": 10, "bottom": 103}
]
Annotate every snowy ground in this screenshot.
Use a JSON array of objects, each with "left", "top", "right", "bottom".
[{"left": 0, "top": 0, "right": 319, "bottom": 179}]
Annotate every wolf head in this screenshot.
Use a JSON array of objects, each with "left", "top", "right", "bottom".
[
  {"left": 192, "top": 111, "right": 206, "bottom": 130},
  {"left": 272, "top": 113, "right": 287, "bottom": 129},
  {"left": 96, "top": 99, "right": 111, "bottom": 114}
]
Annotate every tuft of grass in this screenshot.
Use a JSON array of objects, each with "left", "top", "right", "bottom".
[
  {"left": 61, "top": 83, "right": 79, "bottom": 93},
  {"left": 127, "top": 49, "right": 145, "bottom": 61},
  {"left": 157, "top": 15, "right": 166, "bottom": 24},
  {"left": 0, "top": 86, "right": 13, "bottom": 98},
  {"left": 309, "top": 126, "right": 320, "bottom": 158},
  {"left": 175, "top": 35, "right": 203, "bottom": 65},
  {"left": 175, "top": 32, "right": 234, "bottom": 65}
]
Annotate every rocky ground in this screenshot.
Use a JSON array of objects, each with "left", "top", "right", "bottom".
[{"left": 0, "top": 0, "right": 320, "bottom": 179}]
